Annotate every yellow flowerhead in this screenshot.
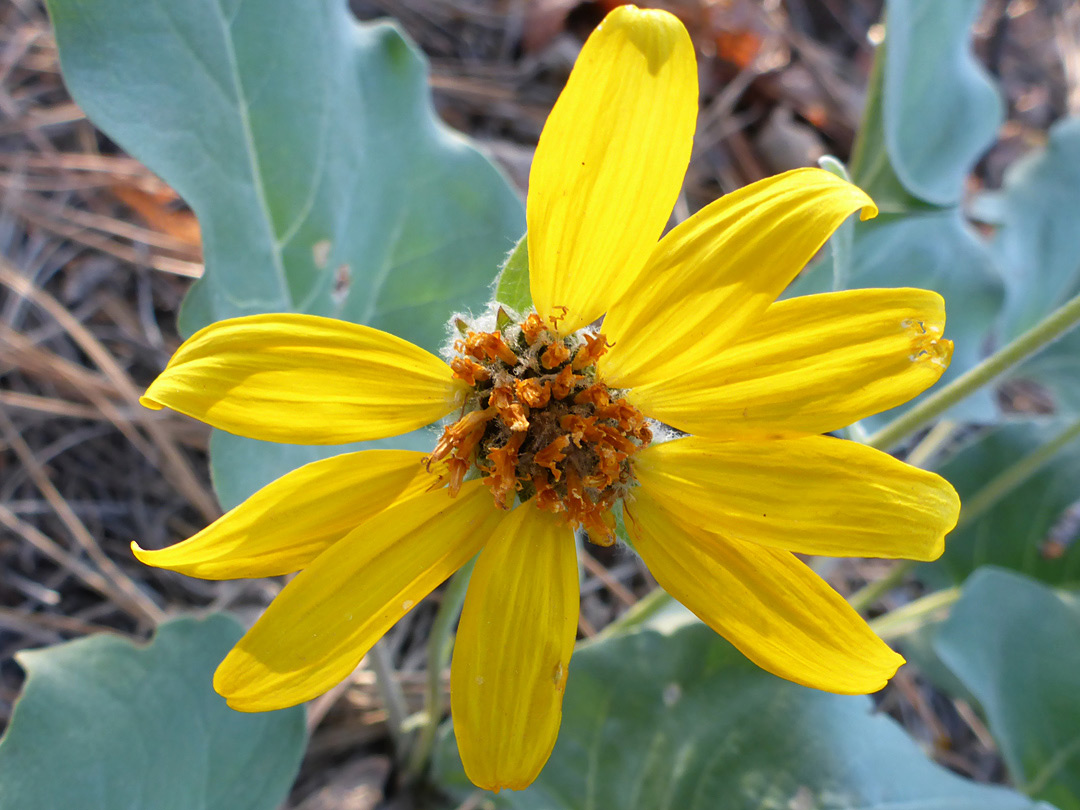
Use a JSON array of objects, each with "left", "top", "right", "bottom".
[{"left": 134, "top": 5, "right": 960, "bottom": 793}]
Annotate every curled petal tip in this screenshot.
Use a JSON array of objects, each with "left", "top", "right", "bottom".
[{"left": 130, "top": 541, "right": 164, "bottom": 568}]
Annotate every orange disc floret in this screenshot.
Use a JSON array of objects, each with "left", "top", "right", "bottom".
[
  {"left": 431, "top": 407, "right": 495, "bottom": 466},
  {"left": 446, "top": 419, "right": 486, "bottom": 496},
  {"left": 521, "top": 313, "right": 549, "bottom": 344},
  {"left": 533, "top": 471, "right": 562, "bottom": 513},
  {"left": 450, "top": 356, "right": 491, "bottom": 386},
  {"left": 483, "top": 432, "right": 526, "bottom": 509},
  {"left": 550, "top": 366, "right": 581, "bottom": 400},
  {"left": 593, "top": 441, "right": 624, "bottom": 481},
  {"left": 572, "top": 332, "right": 609, "bottom": 370},
  {"left": 574, "top": 383, "right": 610, "bottom": 408},
  {"left": 465, "top": 331, "right": 519, "bottom": 366},
  {"left": 581, "top": 504, "right": 617, "bottom": 547},
  {"left": 490, "top": 384, "right": 530, "bottom": 432},
  {"left": 515, "top": 378, "right": 551, "bottom": 408},
  {"left": 540, "top": 341, "right": 570, "bottom": 369},
  {"left": 595, "top": 398, "right": 644, "bottom": 431},
  {"left": 559, "top": 413, "right": 590, "bottom": 447},
  {"left": 534, "top": 435, "right": 571, "bottom": 481},
  {"left": 436, "top": 313, "right": 651, "bottom": 543}
]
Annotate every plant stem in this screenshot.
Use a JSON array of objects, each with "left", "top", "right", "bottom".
[
  {"left": 868, "top": 586, "right": 961, "bottom": 641},
  {"left": 589, "top": 586, "right": 674, "bottom": 643},
  {"left": 369, "top": 639, "right": 410, "bottom": 754},
  {"left": 848, "top": 560, "right": 916, "bottom": 614},
  {"left": 868, "top": 292, "right": 1080, "bottom": 450},
  {"left": 956, "top": 416, "right": 1080, "bottom": 527},
  {"left": 402, "top": 558, "right": 476, "bottom": 784},
  {"left": 904, "top": 419, "right": 957, "bottom": 469},
  {"left": 851, "top": 416, "right": 1080, "bottom": 614}
]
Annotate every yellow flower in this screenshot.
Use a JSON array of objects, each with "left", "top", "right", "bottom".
[{"left": 134, "top": 5, "right": 960, "bottom": 792}]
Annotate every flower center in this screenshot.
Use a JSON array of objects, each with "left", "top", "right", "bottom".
[{"left": 430, "top": 311, "right": 652, "bottom": 544}]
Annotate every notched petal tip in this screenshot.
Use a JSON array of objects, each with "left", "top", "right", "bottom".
[
  {"left": 884, "top": 648, "right": 906, "bottom": 677},
  {"left": 905, "top": 321, "right": 953, "bottom": 373},
  {"left": 922, "top": 537, "right": 947, "bottom": 564},
  {"left": 213, "top": 640, "right": 308, "bottom": 714},
  {"left": 213, "top": 656, "right": 274, "bottom": 713},
  {"left": 474, "top": 777, "right": 531, "bottom": 794},
  {"left": 805, "top": 640, "right": 904, "bottom": 696},
  {"left": 219, "top": 694, "right": 265, "bottom": 715},
  {"left": 936, "top": 479, "right": 963, "bottom": 552},
  {"left": 604, "top": 5, "right": 687, "bottom": 75},
  {"left": 897, "top": 472, "right": 960, "bottom": 563},
  {"left": 930, "top": 337, "right": 955, "bottom": 369},
  {"left": 858, "top": 650, "right": 905, "bottom": 695}
]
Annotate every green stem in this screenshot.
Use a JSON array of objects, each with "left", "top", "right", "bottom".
[
  {"left": 402, "top": 558, "right": 476, "bottom": 783},
  {"left": 589, "top": 586, "right": 674, "bottom": 644},
  {"left": 848, "top": 561, "right": 915, "bottom": 614},
  {"left": 957, "top": 416, "right": 1080, "bottom": 526},
  {"left": 868, "top": 586, "right": 961, "bottom": 641},
  {"left": 868, "top": 292, "right": 1080, "bottom": 451},
  {"left": 904, "top": 419, "right": 957, "bottom": 469},
  {"left": 369, "top": 639, "right": 410, "bottom": 754},
  {"left": 851, "top": 416, "right": 1080, "bottom": 614}
]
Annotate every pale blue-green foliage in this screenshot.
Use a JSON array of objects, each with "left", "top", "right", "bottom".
[
  {"left": 989, "top": 118, "right": 1080, "bottom": 335},
  {"left": 434, "top": 623, "right": 1048, "bottom": 810},
  {"left": 978, "top": 117, "right": 1080, "bottom": 414},
  {"left": 881, "top": 0, "right": 1004, "bottom": 206},
  {"left": 851, "top": 0, "right": 1002, "bottom": 210},
  {"left": 800, "top": 0, "right": 1007, "bottom": 427},
  {"left": 0, "top": 616, "right": 306, "bottom": 810},
  {"left": 922, "top": 420, "right": 1080, "bottom": 587},
  {"left": 48, "top": 0, "right": 525, "bottom": 505},
  {"left": 934, "top": 569, "right": 1080, "bottom": 810}
]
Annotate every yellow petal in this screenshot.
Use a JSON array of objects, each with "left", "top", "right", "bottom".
[
  {"left": 142, "top": 313, "right": 465, "bottom": 444},
  {"left": 528, "top": 5, "right": 697, "bottom": 334},
  {"left": 625, "top": 487, "right": 904, "bottom": 693},
  {"left": 214, "top": 481, "right": 501, "bottom": 711},
  {"left": 132, "top": 450, "right": 441, "bottom": 579},
  {"left": 627, "top": 288, "right": 952, "bottom": 438},
  {"left": 633, "top": 435, "right": 959, "bottom": 561},
  {"left": 451, "top": 503, "right": 578, "bottom": 791},
  {"left": 601, "top": 168, "right": 878, "bottom": 388}
]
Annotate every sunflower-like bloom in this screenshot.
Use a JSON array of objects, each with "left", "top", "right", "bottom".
[{"left": 135, "top": 5, "right": 960, "bottom": 791}]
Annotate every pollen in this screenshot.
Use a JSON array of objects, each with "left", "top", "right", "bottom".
[{"left": 430, "top": 310, "right": 652, "bottom": 544}]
